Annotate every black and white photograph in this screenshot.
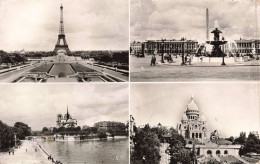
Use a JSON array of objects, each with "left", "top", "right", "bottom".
[
  {"left": 0, "top": 0, "right": 129, "bottom": 83},
  {"left": 0, "top": 0, "right": 259, "bottom": 164},
  {"left": 0, "top": 84, "right": 129, "bottom": 163},
  {"left": 130, "top": 0, "right": 260, "bottom": 82},
  {"left": 130, "top": 83, "right": 260, "bottom": 163}
]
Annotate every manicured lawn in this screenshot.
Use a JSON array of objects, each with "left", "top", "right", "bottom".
[
  {"left": 70, "top": 63, "right": 96, "bottom": 72},
  {"left": 29, "top": 64, "right": 53, "bottom": 73},
  {"left": 49, "top": 63, "right": 74, "bottom": 76}
]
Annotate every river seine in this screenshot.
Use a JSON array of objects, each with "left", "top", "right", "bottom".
[{"left": 36, "top": 137, "right": 129, "bottom": 164}]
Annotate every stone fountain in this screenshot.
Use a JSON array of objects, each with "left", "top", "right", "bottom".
[{"left": 206, "top": 20, "right": 228, "bottom": 65}]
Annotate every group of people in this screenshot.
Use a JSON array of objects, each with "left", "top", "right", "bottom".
[
  {"left": 8, "top": 148, "right": 14, "bottom": 155},
  {"left": 46, "top": 150, "right": 62, "bottom": 164},
  {"left": 150, "top": 53, "right": 194, "bottom": 66},
  {"left": 184, "top": 54, "right": 192, "bottom": 65}
]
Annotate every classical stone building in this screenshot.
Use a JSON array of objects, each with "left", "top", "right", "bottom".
[
  {"left": 223, "top": 38, "right": 260, "bottom": 56},
  {"left": 56, "top": 106, "right": 77, "bottom": 128},
  {"left": 177, "top": 96, "right": 208, "bottom": 142},
  {"left": 143, "top": 38, "right": 198, "bottom": 55},
  {"left": 130, "top": 41, "right": 142, "bottom": 55},
  {"left": 174, "top": 96, "right": 248, "bottom": 163}
]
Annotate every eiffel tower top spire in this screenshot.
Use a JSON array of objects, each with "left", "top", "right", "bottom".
[{"left": 59, "top": 4, "right": 64, "bottom": 35}]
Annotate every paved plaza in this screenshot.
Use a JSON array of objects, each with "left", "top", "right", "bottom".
[
  {"left": 0, "top": 140, "right": 52, "bottom": 164},
  {"left": 130, "top": 55, "right": 260, "bottom": 81}
]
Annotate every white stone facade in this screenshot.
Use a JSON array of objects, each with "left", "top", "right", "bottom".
[{"left": 176, "top": 96, "right": 208, "bottom": 142}]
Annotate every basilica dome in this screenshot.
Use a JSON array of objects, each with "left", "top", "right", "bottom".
[{"left": 187, "top": 97, "right": 199, "bottom": 111}]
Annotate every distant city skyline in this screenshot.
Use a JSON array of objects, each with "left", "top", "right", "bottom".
[
  {"left": 0, "top": 84, "right": 129, "bottom": 131},
  {"left": 131, "top": 0, "right": 259, "bottom": 43},
  {"left": 131, "top": 83, "right": 259, "bottom": 138},
  {"left": 0, "top": 0, "right": 129, "bottom": 51}
]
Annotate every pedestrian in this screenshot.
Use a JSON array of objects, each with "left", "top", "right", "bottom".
[
  {"left": 12, "top": 150, "right": 14, "bottom": 155},
  {"left": 187, "top": 55, "right": 191, "bottom": 65},
  {"left": 150, "top": 54, "right": 156, "bottom": 66}
]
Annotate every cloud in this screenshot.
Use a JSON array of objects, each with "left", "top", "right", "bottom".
[
  {"left": 131, "top": 0, "right": 258, "bottom": 43},
  {"left": 0, "top": 0, "right": 129, "bottom": 51},
  {"left": 0, "top": 84, "right": 129, "bottom": 130}
]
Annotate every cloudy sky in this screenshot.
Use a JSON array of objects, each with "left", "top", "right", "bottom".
[
  {"left": 0, "top": 84, "right": 128, "bottom": 131},
  {"left": 131, "top": 83, "right": 259, "bottom": 138},
  {"left": 131, "top": 0, "right": 259, "bottom": 43},
  {"left": 0, "top": 0, "right": 129, "bottom": 51}
]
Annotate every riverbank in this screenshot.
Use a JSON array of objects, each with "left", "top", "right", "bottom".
[{"left": 0, "top": 140, "right": 53, "bottom": 164}]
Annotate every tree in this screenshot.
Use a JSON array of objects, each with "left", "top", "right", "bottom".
[
  {"left": 235, "top": 132, "right": 246, "bottom": 145},
  {"left": 166, "top": 132, "right": 192, "bottom": 164},
  {"left": 131, "top": 124, "right": 161, "bottom": 164},
  {"left": 243, "top": 133, "right": 260, "bottom": 154},
  {"left": 82, "top": 127, "right": 98, "bottom": 135},
  {"left": 112, "top": 52, "right": 129, "bottom": 65},
  {"left": 42, "top": 127, "right": 49, "bottom": 133},
  {"left": 52, "top": 127, "right": 57, "bottom": 133},
  {"left": 0, "top": 121, "right": 14, "bottom": 149},
  {"left": 1, "top": 55, "right": 13, "bottom": 65},
  {"left": 227, "top": 136, "right": 235, "bottom": 143},
  {"left": 97, "top": 127, "right": 107, "bottom": 139},
  {"left": 13, "top": 54, "right": 27, "bottom": 64},
  {"left": 14, "top": 122, "right": 31, "bottom": 140},
  {"left": 99, "top": 54, "right": 112, "bottom": 63}
]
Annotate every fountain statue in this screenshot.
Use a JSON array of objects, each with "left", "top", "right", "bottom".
[{"left": 206, "top": 20, "right": 228, "bottom": 65}]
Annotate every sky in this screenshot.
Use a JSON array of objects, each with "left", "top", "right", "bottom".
[
  {"left": 131, "top": 0, "right": 259, "bottom": 43},
  {"left": 0, "top": 84, "right": 129, "bottom": 131},
  {"left": 131, "top": 83, "right": 260, "bottom": 138},
  {"left": 0, "top": 0, "right": 129, "bottom": 51}
]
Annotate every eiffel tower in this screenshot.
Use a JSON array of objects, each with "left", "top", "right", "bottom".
[{"left": 53, "top": 4, "right": 70, "bottom": 55}]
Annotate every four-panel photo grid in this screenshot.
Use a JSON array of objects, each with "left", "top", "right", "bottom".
[{"left": 0, "top": 0, "right": 259, "bottom": 164}]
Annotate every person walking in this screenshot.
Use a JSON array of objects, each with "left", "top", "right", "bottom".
[
  {"left": 187, "top": 55, "right": 191, "bottom": 65},
  {"left": 150, "top": 54, "right": 156, "bottom": 66}
]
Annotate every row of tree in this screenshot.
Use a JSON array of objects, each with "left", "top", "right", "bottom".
[
  {"left": 41, "top": 121, "right": 128, "bottom": 138},
  {"left": 132, "top": 124, "right": 200, "bottom": 164},
  {"left": 81, "top": 51, "right": 129, "bottom": 66},
  {"left": 132, "top": 124, "right": 260, "bottom": 164},
  {"left": 0, "top": 50, "right": 28, "bottom": 66},
  {"left": 227, "top": 132, "right": 260, "bottom": 155},
  {"left": 0, "top": 121, "right": 32, "bottom": 150}
]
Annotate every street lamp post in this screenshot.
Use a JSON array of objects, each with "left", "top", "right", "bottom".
[
  {"left": 256, "top": 40, "right": 259, "bottom": 60},
  {"left": 14, "top": 133, "right": 17, "bottom": 148},
  {"left": 221, "top": 50, "right": 226, "bottom": 65},
  {"left": 181, "top": 40, "right": 185, "bottom": 65},
  {"left": 161, "top": 39, "right": 166, "bottom": 63}
]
